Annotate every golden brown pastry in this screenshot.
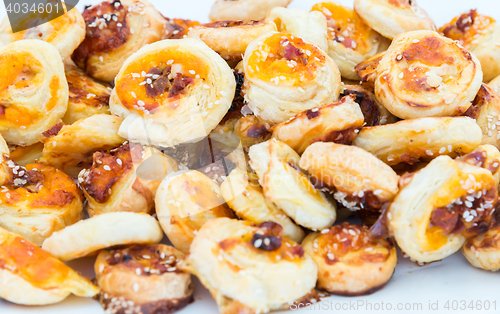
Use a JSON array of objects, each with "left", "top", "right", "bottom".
[
  {"left": 95, "top": 244, "right": 193, "bottom": 313},
  {"left": 183, "top": 218, "right": 317, "bottom": 314},
  {"left": 375, "top": 31, "right": 483, "bottom": 119},
  {"left": 354, "top": 0, "right": 436, "bottom": 40},
  {"left": 209, "top": 0, "right": 292, "bottom": 22},
  {"left": 9, "top": 142, "right": 44, "bottom": 167},
  {"left": 354, "top": 51, "right": 385, "bottom": 88},
  {"left": 302, "top": 222, "right": 397, "bottom": 295},
  {"left": 72, "top": 0, "right": 166, "bottom": 82},
  {"left": 459, "top": 144, "right": 500, "bottom": 188},
  {"left": 462, "top": 225, "right": 500, "bottom": 271},
  {"left": 353, "top": 117, "right": 483, "bottom": 165},
  {"left": 0, "top": 40, "right": 68, "bottom": 146},
  {"left": 234, "top": 115, "right": 272, "bottom": 153},
  {"left": 243, "top": 32, "right": 342, "bottom": 125},
  {"left": 271, "top": 95, "right": 364, "bottom": 154},
  {"left": 0, "top": 227, "right": 99, "bottom": 305},
  {"left": 489, "top": 74, "right": 500, "bottom": 94},
  {"left": 109, "top": 38, "right": 236, "bottom": 147},
  {"left": 163, "top": 18, "right": 200, "bottom": 40}
]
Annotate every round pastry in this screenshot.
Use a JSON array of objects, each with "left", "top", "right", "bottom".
[
  {"left": 353, "top": 117, "right": 483, "bottom": 166},
  {"left": 489, "top": 75, "right": 500, "bottom": 94},
  {"left": 155, "top": 170, "right": 235, "bottom": 253},
  {"left": 72, "top": 0, "right": 166, "bottom": 82},
  {"left": 266, "top": 7, "right": 329, "bottom": 52},
  {"left": 354, "top": 51, "right": 385, "bottom": 89},
  {"left": 63, "top": 61, "right": 111, "bottom": 125},
  {"left": 300, "top": 142, "right": 400, "bottom": 224},
  {"left": 459, "top": 144, "right": 500, "bottom": 188},
  {"left": 0, "top": 40, "right": 68, "bottom": 146},
  {"left": 9, "top": 142, "right": 44, "bottom": 167},
  {"left": 0, "top": 4, "right": 85, "bottom": 59},
  {"left": 302, "top": 222, "right": 397, "bottom": 296},
  {"left": 375, "top": 30, "right": 483, "bottom": 119},
  {"left": 94, "top": 244, "right": 193, "bottom": 313},
  {"left": 440, "top": 10, "right": 500, "bottom": 82},
  {"left": 271, "top": 95, "right": 364, "bottom": 154},
  {"left": 340, "top": 85, "right": 398, "bottom": 126},
  {"left": 220, "top": 168, "right": 305, "bottom": 243},
  {"left": 40, "top": 114, "right": 125, "bottom": 178},
  {"left": 353, "top": 0, "right": 436, "bottom": 40},
  {"left": 41, "top": 212, "right": 163, "bottom": 262},
  {"left": 209, "top": 0, "right": 292, "bottom": 22},
  {"left": 243, "top": 32, "right": 342, "bottom": 125},
  {"left": 0, "top": 227, "right": 99, "bottom": 305},
  {"left": 188, "top": 20, "right": 277, "bottom": 61},
  {"left": 249, "top": 139, "right": 336, "bottom": 230},
  {"left": 109, "top": 38, "right": 236, "bottom": 147},
  {"left": 80, "top": 143, "right": 178, "bottom": 217},
  {"left": 388, "top": 155, "right": 498, "bottom": 263},
  {"left": 163, "top": 18, "right": 200, "bottom": 40},
  {"left": 183, "top": 218, "right": 317, "bottom": 314},
  {"left": 462, "top": 225, "right": 500, "bottom": 271},
  {"left": 312, "top": 1, "right": 390, "bottom": 80}
]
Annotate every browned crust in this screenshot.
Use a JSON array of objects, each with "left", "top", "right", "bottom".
[
  {"left": 202, "top": 20, "right": 264, "bottom": 28},
  {"left": 464, "top": 84, "right": 490, "bottom": 119},
  {"left": 354, "top": 52, "right": 384, "bottom": 86},
  {"left": 66, "top": 65, "right": 111, "bottom": 108},
  {"left": 131, "top": 178, "right": 154, "bottom": 213},
  {"left": 42, "top": 123, "right": 65, "bottom": 138},
  {"left": 319, "top": 271, "right": 393, "bottom": 297},
  {"left": 341, "top": 86, "right": 381, "bottom": 126},
  {"left": 163, "top": 18, "right": 200, "bottom": 39}
]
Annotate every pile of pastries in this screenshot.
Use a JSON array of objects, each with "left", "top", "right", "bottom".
[{"left": 1, "top": 0, "right": 500, "bottom": 313}]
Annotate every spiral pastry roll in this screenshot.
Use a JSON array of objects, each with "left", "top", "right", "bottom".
[
  {"left": 183, "top": 218, "right": 317, "bottom": 314},
  {"left": 0, "top": 4, "right": 85, "bottom": 59},
  {"left": 63, "top": 62, "right": 111, "bottom": 125},
  {"left": 40, "top": 115, "right": 125, "bottom": 178},
  {"left": 303, "top": 223, "right": 396, "bottom": 296},
  {"left": 80, "top": 143, "right": 177, "bottom": 217},
  {"left": 243, "top": 32, "right": 341, "bottom": 125},
  {"left": 440, "top": 10, "right": 500, "bottom": 82},
  {"left": 72, "top": 0, "right": 166, "bottom": 82},
  {"left": 354, "top": 51, "right": 385, "bottom": 89},
  {"left": 0, "top": 227, "right": 98, "bottom": 305},
  {"left": 249, "top": 139, "right": 336, "bottom": 230},
  {"left": 9, "top": 143, "right": 44, "bottom": 167},
  {"left": 42, "top": 212, "right": 163, "bottom": 261},
  {"left": 300, "top": 143, "right": 399, "bottom": 225},
  {"left": 0, "top": 40, "right": 68, "bottom": 146},
  {"left": 353, "top": 0, "right": 436, "bottom": 40},
  {"left": 95, "top": 244, "right": 193, "bottom": 313},
  {"left": 220, "top": 169, "right": 305, "bottom": 243},
  {"left": 388, "top": 156, "right": 498, "bottom": 263},
  {"left": 376, "top": 31, "right": 483, "bottom": 119},
  {"left": 353, "top": 117, "right": 483, "bottom": 166},
  {"left": 459, "top": 144, "right": 500, "bottom": 188},
  {"left": 462, "top": 225, "right": 500, "bottom": 271},
  {"left": 110, "top": 38, "right": 236, "bottom": 147},
  {"left": 188, "top": 21, "right": 277, "bottom": 61},
  {"left": 155, "top": 170, "right": 235, "bottom": 253},
  {"left": 209, "top": 0, "right": 292, "bottom": 22},
  {"left": 163, "top": 18, "right": 200, "bottom": 40},
  {"left": 312, "top": 2, "right": 390, "bottom": 80}
]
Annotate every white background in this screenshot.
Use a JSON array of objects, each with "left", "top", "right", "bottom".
[{"left": 1, "top": 1, "right": 500, "bottom": 314}]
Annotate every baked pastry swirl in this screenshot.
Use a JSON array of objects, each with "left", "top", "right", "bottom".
[
  {"left": 375, "top": 30, "right": 483, "bottom": 119},
  {"left": 209, "top": 0, "right": 292, "bottom": 22},
  {"left": 459, "top": 144, "right": 500, "bottom": 188},
  {"left": 354, "top": 51, "right": 385, "bottom": 89},
  {"left": 462, "top": 225, "right": 500, "bottom": 271},
  {"left": 72, "top": 0, "right": 166, "bottom": 82},
  {"left": 243, "top": 32, "right": 342, "bottom": 125},
  {"left": 183, "top": 218, "right": 317, "bottom": 314},
  {"left": 110, "top": 38, "right": 236, "bottom": 147},
  {"left": 0, "top": 40, "right": 68, "bottom": 146},
  {"left": 95, "top": 244, "right": 193, "bottom": 313},
  {"left": 302, "top": 222, "right": 397, "bottom": 296},
  {"left": 0, "top": 227, "right": 99, "bottom": 305}
]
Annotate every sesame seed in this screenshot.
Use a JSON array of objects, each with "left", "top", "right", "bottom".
[{"left": 104, "top": 165, "right": 111, "bottom": 171}]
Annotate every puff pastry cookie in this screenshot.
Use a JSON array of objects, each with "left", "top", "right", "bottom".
[
  {"left": 354, "top": 51, "right": 385, "bottom": 89},
  {"left": 209, "top": 0, "right": 292, "bottom": 22},
  {"left": 163, "top": 18, "right": 200, "bottom": 40},
  {"left": 462, "top": 225, "right": 500, "bottom": 271},
  {"left": 459, "top": 144, "right": 500, "bottom": 188}
]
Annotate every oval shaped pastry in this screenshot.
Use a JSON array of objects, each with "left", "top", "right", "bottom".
[
  {"left": 353, "top": 0, "right": 435, "bottom": 40},
  {"left": 303, "top": 222, "right": 397, "bottom": 296},
  {"left": 42, "top": 212, "right": 163, "bottom": 262},
  {"left": 312, "top": 1, "right": 390, "bottom": 80},
  {"left": 188, "top": 20, "right": 277, "bottom": 62},
  {"left": 95, "top": 244, "right": 193, "bottom": 313},
  {"left": 462, "top": 225, "right": 500, "bottom": 271},
  {"left": 375, "top": 31, "right": 483, "bottom": 119},
  {"left": 0, "top": 4, "right": 85, "bottom": 59},
  {"left": 249, "top": 139, "right": 336, "bottom": 230},
  {"left": 271, "top": 95, "right": 364, "bottom": 154},
  {"left": 220, "top": 168, "right": 305, "bottom": 243},
  {"left": 353, "top": 117, "right": 483, "bottom": 166},
  {"left": 110, "top": 38, "right": 236, "bottom": 147},
  {"left": 209, "top": 0, "right": 292, "bottom": 22},
  {"left": 243, "top": 32, "right": 341, "bottom": 125},
  {"left": 389, "top": 156, "right": 498, "bottom": 263},
  {"left": 440, "top": 10, "right": 500, "bottom": 82},
  {"left": 40, "top": 114, "right": 125, "bottom": 178},
  {"left": 183, "top": 218, "right": 317, "bottom": 314},
  {"left": 300, "top": 143, "right": 399, "bottom": 225},
  {"left": 155, "top": 170, "right": 235, "bottom": 254},
  {"left": 0, "top": 227, "right": 99, "bottom": 305},
  {"left": 0, "top": 40, "right": 68, "bottom": 146}
]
